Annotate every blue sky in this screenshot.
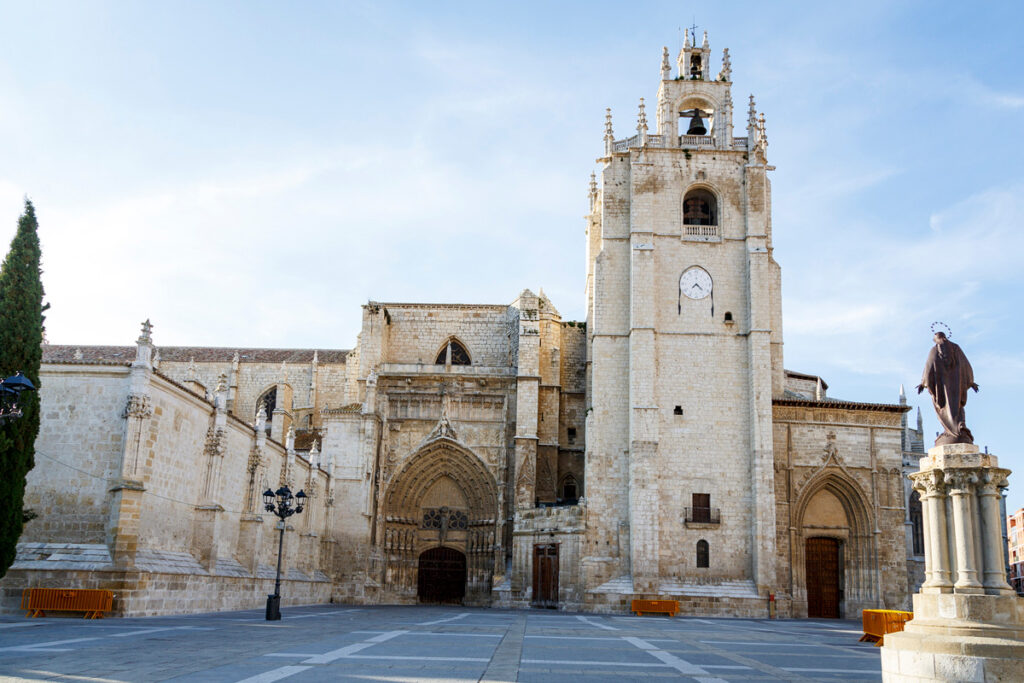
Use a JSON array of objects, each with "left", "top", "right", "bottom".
[{"left": 1, "top": 1, "right": 1022, "bottom": 510}]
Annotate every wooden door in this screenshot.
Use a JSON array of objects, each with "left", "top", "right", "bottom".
[
  {"left": 805, "top": 537, "right": 841, "bottom": 618},
  {"left": 532, "top": 543, "right": 559, "bottom": 608},
  {"left": 417, "top": 547, "right": 466, "bottom": 604}
]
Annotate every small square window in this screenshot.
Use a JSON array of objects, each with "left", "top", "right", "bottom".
[
  {"left": 673, "top": 406, "right": 683, "bottom": 415},
  {"left": 567, "top": 427, "right": 577, "bottom": 444}
]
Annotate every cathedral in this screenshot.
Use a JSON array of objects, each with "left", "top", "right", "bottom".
[{"left": 3, "top": 34, "right": 920, "bottom": 618}]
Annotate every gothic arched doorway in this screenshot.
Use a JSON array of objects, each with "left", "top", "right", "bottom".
[
  {"left": 794, "top": 471, "right": 874, "bottom": 618},
  {"left": 417, "top": 547, "right": 467, "bottom": 604},
  {"left": 381, "top": 439, "right": 499, "bottom": 604}
]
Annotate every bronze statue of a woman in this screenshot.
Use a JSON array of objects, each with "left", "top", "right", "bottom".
[{"left": 917, "top": 330, "right": 979, "bottom": 446}]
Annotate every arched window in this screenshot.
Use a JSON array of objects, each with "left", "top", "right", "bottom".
[
  {"left": 696, "top": 539, "right": 709, "bottom": 568},
  {"left": 909, "top": 489, "right": 924, "bottom": 555},
  {"left": 683, "top": 188, "right": 717, "bottom": 226},
  {"left": 435, "top": 339, "right": 471, "bottom": 366},
  {"left": 559, "top": 475, "right": 579, "bottom": 504},
  {"left": 684, "top": 187, "right": 716, "bottom": 227},
  {"left": 257, "top": 387, "right": 276, "bottom": 436}
]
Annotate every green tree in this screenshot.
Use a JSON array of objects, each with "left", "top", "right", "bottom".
[{"left": 0, "top": 199, "right": 46, "bottom": 577}]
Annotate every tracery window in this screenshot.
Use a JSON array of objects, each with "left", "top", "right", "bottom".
[
  {"left": 696, "top": 539, "right": 710, "bottom": 568},
  {"left": 683, "top": 188, "right": 717, "bottom": 226},
  {"left": 435, "top": 339, "right": 471, "bottom": 366},
  {"left": 909, "top": 489, "right": 924, "bottom": 555},
  {"left": 422, "top": 507, "right": 469, "bottom": 531}
]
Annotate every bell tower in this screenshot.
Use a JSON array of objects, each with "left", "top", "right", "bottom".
[{"left": 583, "top": 32, "right": 784, "bottom": 602}]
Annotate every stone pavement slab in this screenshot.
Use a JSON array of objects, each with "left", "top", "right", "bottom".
[{"left": 0, "top": 604, "right": 881, "bottom": 682}]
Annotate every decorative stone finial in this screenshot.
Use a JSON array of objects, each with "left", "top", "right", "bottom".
[
  {"left": 637, "top": 98, "right": 648, "bottom": 136},
  {"left": 187, "top": 356, "right": 197, "bottom": 382},
  {"left": 255, "top": 403, "right": 267, "bottom": 432},
  {"left": 758, "top": 113, "right": 768, "bottom": 147},
  {"left": 286, "top": 425, "right": 295, "bottom": 452},
  {"left": 718, "top": 47, "right": 731, "bottom": 81},
  {"left": 231, "top": 351, "right": 239, "bottom": 365},
  {"left": 747, "top": 95, "right": 757, "bottom": 128},
  {"left": 312, "top": 350, "right": 318, "bottom": 365},
  {"left": 309, "top": 439, "right": 320, "bottom": 470},
  {"left": 588, "top": 172, "right": 598, "bottom": 199},
  {"left": 702, "top": 30, "right": 709, "bottom": 49},
  {"left": 139, "top": 319, "right": 153, "bottom": 344},
  {"left": 603, "top": 108, "right": 614, "bottom": 155},
  {"left": 661, "top": 46, "right": 671, "bottom": 79},
  {"left": 215, "top": 372, "right": 227, "bottom": 394},
  {"left": 684, "top": 28, "right": 691, "bottom": 48},
  {"left": 73, "top": 348, "right": 83, "bottom": 360}
]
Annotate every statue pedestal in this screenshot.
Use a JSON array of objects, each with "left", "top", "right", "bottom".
[{"left": 882, "top": 444, "right": 1024, "bottom": 681}]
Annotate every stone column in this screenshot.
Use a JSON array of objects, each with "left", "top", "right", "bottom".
[
  {"left": 911, "top": 477, "right": 933, "bottom": 589},
  {"left": 978, "top": 469, "right": 1015, "bottom": 596},
  {"left": 914, "top": 469, "right": 952, "bottom": 593},
  {"left": 946, "top": 470, "right": 983, "bottom": 593}
]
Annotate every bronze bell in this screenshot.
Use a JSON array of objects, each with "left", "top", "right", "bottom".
[{"left": 686, "top": 109, "right": 707, "bottom": 136}]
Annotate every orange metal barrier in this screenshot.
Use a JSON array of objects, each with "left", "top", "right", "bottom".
[
  {"left": 631, "top": 599, "right": 679, "bottom": 617},
  {"left": 859, "top": 609, "right": 913, "bottom": 646},
  {"left": 21, "top": 588, "right": 113, "bottom": 619}
]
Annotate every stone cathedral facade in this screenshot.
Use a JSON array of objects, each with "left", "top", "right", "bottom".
[{"left": 2, "top": 34, "right": 917, "bottom": 618}]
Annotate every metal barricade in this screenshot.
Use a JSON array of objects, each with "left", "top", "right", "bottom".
[
  {"left": 859, "top": 609, "right": 913, "bottom": 646},
  {"left": 21, "top": 588, "right": 113, "bottom": 619}
]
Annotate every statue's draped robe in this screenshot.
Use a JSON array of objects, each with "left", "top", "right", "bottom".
[{"left": 920, "top": 338, "right": 975, "bottom": 444}]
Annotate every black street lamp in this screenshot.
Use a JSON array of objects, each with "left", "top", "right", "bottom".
[
  {"left": 263, "top": 485, "right": 306, "bottom": 620},
  {"left": 0, "top": 371, "right": 36, "bottom": 423}
]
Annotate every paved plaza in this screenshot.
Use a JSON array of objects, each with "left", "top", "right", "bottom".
[{"left": 0, "top": 604, "right": 881, "bottom": 682}]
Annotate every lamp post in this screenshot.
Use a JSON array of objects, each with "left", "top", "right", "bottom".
[
  {"left": 263, "top": 485, "right": 306, "bottom": 621},
  {"left": 0, "top": 371, "right": 35, "bottom": 423}
]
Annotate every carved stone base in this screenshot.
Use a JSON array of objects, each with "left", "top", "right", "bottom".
[{"left": 881, "top": 593, "right": 1024, "bottom": 682}]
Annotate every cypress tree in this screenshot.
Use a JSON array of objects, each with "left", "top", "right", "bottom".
[{"left": 0, "top": 199, "right": 46, "bottom": 577}]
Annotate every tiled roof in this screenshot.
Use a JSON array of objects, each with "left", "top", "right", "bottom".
[
  {"left": 774, "top": 397, "right": 910, "bottom": 413},
  {"left": 43, "top": 345, "right": 348, "bottom": 364}
]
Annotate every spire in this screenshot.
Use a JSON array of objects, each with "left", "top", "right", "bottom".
[
  {"left": 603, "top": 107, "right": 614, "bottom": 155},
  {"left": 916, "top": 407, "right": 923, "bottom": 431},
  {"left": 684, "top": 28, "right": 691, "bottom": 48},
  {"left": 661, "top": 46, "right": 671, "bottom": 80},
  {"left": 701, "top": 30, "right": 709, "bottom": 49},
  {"left": 747, "top": 95, "right": 757, "bottom": 130},
  {"left": 637, "top": 97, "right": 648, "bottom": 137},
  {"left": 758, "top": 112, "right": 768, "bottom": 148},
  {"left": 588, "top": 172, "right": 597, "bottom": 198},
  {"left": 718, "top": 47, "right": 731, "bottom": 81},
  {"left": 899, "top": 384, "right": 907, "bottom": 404}
]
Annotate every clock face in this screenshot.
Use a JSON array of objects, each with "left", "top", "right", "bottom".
[{"left": 680, "top": 266, "right": 712, "bottom": 300}]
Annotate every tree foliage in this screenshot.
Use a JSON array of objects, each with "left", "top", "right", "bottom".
[{"left": 0, "top": 199, "right": 46, "bottom": 577}]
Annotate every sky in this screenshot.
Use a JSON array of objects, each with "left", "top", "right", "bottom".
[{"left": 1, "top": 1, "right": 1022, "bottom": 511}]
